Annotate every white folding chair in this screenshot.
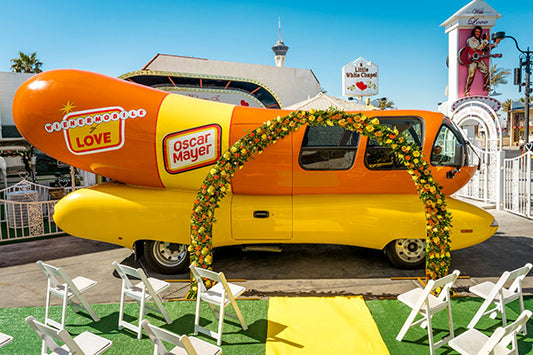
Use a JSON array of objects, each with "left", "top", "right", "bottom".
[
  {"left": 190, "top": 265, "right": 247, "bottom": 346},
  {"left": 141, "top": 320, "right": 222, "bottom": 355},
  {"left": 468, "top": 263, "right": 532, "bottom": 333},
  {"left": 26, "top": 315, "right": 112, "bottom": 355},
  {"left": 36, "top": 260, "right": 100, "bottom": 330},
  {"left": 0, "top": 331, "right": 13, "bottom": 349},
  {"left": 449, "top": 309, "right": 532, "bottom": 355},
  {"left": 396, "top": 270, "right": 461, "bottom": 355},
  {"left": 112, "top": 261, "right": 172, "bottom": 339}
]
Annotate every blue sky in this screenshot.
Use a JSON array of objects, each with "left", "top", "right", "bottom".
[{"left": 1, "top": 0, "right": 532, "bottom": 111}]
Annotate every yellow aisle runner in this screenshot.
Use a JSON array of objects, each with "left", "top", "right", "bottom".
[{"left": 266, "top": 296, "right": 389, "bottom": 355}]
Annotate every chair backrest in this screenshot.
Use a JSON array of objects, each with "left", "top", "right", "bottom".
[
  {"left": 36, "top": 260, "right": 74, "bottom": 290},
  {"left": 506, "top": 263, "right": 532, "bottom": 294},
  {"left": 190, "top": 266, "right": 223, "bottom": 293},
  {"left": 25, "top": 315, "right": 84, "bottom": 354},
  {"left": 486, "top": 263, "right": 533, "bottom": 302},
  {"left": 480, "top": 310, "right": 532, "bottom": 353},
  {"left": 112, "top": 261, "right": 148, "bottom": 290},
  {"left": 431, "top": 270, "right": 461, "bottom": 291},
  {"left": 423, "top": 270, "right": 460, "bottom": 303},
  {"left": 141, "top": 320, "right": 197, "bottom": 355}
]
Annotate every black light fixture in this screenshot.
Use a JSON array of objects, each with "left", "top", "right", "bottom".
[{"left": 492, "top": 31, "right": 532, "bottom": 144}]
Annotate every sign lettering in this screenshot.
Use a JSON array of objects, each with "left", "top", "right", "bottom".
[
  {"left": 163, "top": 124, "right": 221, "bottom": 174},
  {"left": 45, "top": 106, "right": 146, "bottom": 155}
]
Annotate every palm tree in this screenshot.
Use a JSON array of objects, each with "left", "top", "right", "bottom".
[
  {"left": 377, "top": 97, "right": 395, "bottom": 110},
  {"left": 10, "top": 51, "right": 43, "bottom": 73},
  {"left": 501, "top": 98, "right": 512, "bottom": 112},
  {"left": 490, "top": 64, "right": 510, "bottom": 94},
  {"left": 501, "top": 98, "right": 512, "bottom": 134}
]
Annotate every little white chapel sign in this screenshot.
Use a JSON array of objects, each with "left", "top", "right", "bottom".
[{"left": 342, "top": 57, "right": 379, "bottom": 97}]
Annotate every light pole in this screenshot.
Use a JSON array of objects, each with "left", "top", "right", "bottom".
[{"left": 492, "top": 31, "right": 532, "bottom": 144}]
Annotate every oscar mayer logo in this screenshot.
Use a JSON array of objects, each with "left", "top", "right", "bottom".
[
  {"left": 163, "top": 124, "right": 221, "bottom": 174},
  {"left": 44, "top": 106, "right": 146, "bottom": 155}
]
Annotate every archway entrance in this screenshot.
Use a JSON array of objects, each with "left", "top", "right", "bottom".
[
  {"left": 187, "top": 109, "right": 452, "bottom": 297},
  {"left": 452, "top": 101, "right": 503, "bottom": 206}
]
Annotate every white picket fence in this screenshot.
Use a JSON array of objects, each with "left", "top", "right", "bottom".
[
  {"left": 503, "top": 150, "right": 533, "bottom": 218},
  {"left": 0, "top": 179, "right": 73, "bottom": 243},
  {"left": 457, "top": 146, "right": 533, "bottom": 219},
  {"left": 456, "top": 144, "right": 502, "bottom": 207}
]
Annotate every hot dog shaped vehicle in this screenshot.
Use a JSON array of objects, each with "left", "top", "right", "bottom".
[{"left": 13, "top": 70, "right": 497, "bottom": 273}]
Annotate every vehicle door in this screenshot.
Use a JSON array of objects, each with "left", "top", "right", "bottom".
[{"left": 230, "top": 122, "right": 292, "bottom": 240}]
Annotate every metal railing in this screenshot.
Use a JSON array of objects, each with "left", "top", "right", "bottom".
[
  {"left": 503, "top": 150, "right": 533, "bottom": 218},
  {"left": 456, "top": 144, "right": 502, "bottom": 207},
  {"left": 0, "top": 179, "right": 73, "bottom": 243}
]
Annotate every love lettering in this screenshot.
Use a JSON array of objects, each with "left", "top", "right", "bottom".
[{"left": 75, "top": 132, "right": 112, "bottom": 148}]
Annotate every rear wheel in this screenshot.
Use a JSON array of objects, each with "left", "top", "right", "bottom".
[
  {"left": 143, "top": 240, "right": 189, "bottom": 274},
  {"left": 385, "top": 239, "right": 426, "bottom": 269}
]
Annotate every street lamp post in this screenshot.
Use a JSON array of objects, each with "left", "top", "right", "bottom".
[{"left": 492, "top": 32, "right": 532, "bottom": 144}]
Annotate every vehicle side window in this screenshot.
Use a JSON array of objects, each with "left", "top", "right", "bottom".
[
  {"left": 431, "top": 124, "right": 465, "bottom": 167},
  {"left": 364, "top": 117, "right": 423, "bottom": 170},
  {"left": 299, "top": 125, "right": 359, "bottom": 170}
]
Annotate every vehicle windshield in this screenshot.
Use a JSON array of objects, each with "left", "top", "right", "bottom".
[{"left": 431, "top": 119, "right": 476, "bottom": 167}]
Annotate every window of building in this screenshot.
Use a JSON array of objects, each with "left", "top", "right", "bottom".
[
  {"left": 299, "top": 125, "right": 359, "bottom": 170},
  {"left": 364, "top": 117, "right": 423, "bottom": 170}
]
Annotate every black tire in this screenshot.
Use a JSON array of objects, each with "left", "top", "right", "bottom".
[
  {"left": 143, "top": 240, "right": 189, "bottom": 274},
  {"left": 385, "top": 239, "right": 426, "bottom": 269}
]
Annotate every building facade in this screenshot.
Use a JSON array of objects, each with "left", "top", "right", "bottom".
[
  {"left": 125, "top": 54, "right": 321, "bottom": 109},
  {"left": 0, "top": 72, "right": 34, "bottom": 138}
]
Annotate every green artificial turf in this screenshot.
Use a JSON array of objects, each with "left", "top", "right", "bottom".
[
  {"left": 367, "top": 296, "right": 533, "bottom": 355},
  {"left": 1, "top": 297, "right": 532, "bottom": 354},
  {"left": 0, "top": 299, "right": 269, "bottom": 355}
]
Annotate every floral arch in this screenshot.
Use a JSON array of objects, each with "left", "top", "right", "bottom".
[{"left": 188, "top": 109, "right": 452, "bottom": 297}]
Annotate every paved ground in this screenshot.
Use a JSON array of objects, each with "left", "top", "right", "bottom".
[{"left": 1, "top": 199, "right": 533, "bottom": 308}]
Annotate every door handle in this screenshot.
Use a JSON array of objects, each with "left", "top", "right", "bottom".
[{"left": 253, "top": 210, "right": 270, "bottom": 218}]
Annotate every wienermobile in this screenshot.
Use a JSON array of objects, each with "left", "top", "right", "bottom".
[{"left": 12, "top": 70, "right": 498, "bottom": 274}]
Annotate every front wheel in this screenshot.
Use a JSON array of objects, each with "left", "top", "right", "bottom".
[
  {"left": 385, "top": 239, "right": 426, "bottom": 269},
  {"left": 143, "top": 240, "right": 189, "bottom": 274}
]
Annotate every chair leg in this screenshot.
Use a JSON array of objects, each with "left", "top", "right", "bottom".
[
  {"left": 427, "top": 315, "right": 435, "bottom": 355},
  {"left": 118, "top": 288, "right": 125, "bottom": 330},
  {"left": 231, "top": 300, "right": 248, "bottom": 331},
  {"left": 519, "top": 295, "right": 527, "bottom": 335},
  {"left": 468, "top": 298, "right": 492, "bottom": 329},
  {"left": 501, "top": 301, "right": 507, "bottom": 327},
  {"left": 44, "top": 288, "right": 51, "bottom": 327},
  {"left": 447, "top": 302, "right": 454, "bottom": 339},
  {"left": 396, "top": 309, "right": 418, "bottom": 341},
  {"left": 138, "top": 295, "right": 145, "bottom": 339},
  {"left": 76, "top": 295, "right": 100, "bottom": 322},
  {"left": 194, "top": 296, "right": 201, "bottom": 336},
  {"left": 217, "top": 302, "right": 225, "bottom": 346},
  {"left": 152, "top": 295, "right": 172, "bottom": 324},
  {"left": 61, "top": 292, "right": 68, "bottom": 329}
]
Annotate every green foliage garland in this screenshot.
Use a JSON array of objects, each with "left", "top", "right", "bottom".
[{"left": 188, "top": 109, "right": 452, "bottom": 298}]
